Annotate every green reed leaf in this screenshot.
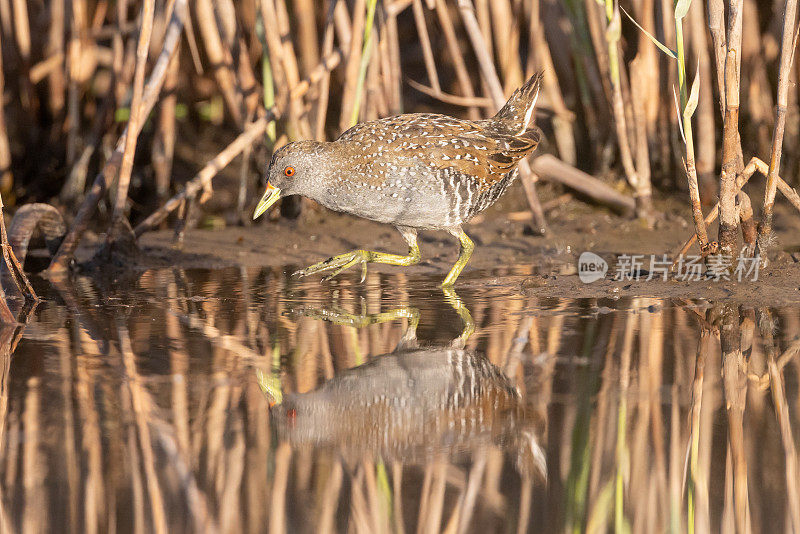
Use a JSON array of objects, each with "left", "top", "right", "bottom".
[
  {"left": 674, "top": 0, "right": 692, "bottom": 20},
  {"left": 683, "top": 64, "right": 701, "bottom": 121},
  {"left": 621, "top": 6, "right": 677, "bottom": 58}
]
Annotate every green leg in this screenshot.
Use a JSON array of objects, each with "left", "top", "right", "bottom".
[
  {"left": 441, "top": 228, "right": 474, "bottom": 287},
  {"left": 441, "top": 286, "right": 475, "bottom": 346},
  {"left": 294, "top": 227, "right": 420, "bottom": 282},
  {"left": 292, "top": 305, "right": 419, "bottom": 331}
]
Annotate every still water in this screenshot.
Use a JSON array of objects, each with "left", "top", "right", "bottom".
[{"left": 1, "top": 266, "right": 799, "bottom": 533}]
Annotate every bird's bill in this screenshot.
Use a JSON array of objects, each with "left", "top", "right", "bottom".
[{"left": 253, "top": 182, "right": 281, "bottom": 220}]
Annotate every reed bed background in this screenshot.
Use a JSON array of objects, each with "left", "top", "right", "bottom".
[
  {"left": 0, "top": 0, "right": 798, "bottom": 274},
  {"left": 0, "top": 267, "right": 797, "bottom": 532}
]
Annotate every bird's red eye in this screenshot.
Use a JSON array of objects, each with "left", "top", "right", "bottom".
[{"left": 284, "top": 166, "right": 295, "bottom": 177}]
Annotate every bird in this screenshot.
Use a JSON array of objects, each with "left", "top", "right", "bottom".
[{"left": 253, "top": 72, "right": 543, "bottom": 286}]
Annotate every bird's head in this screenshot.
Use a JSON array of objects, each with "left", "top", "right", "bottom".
[{"left": 253, "top": 140, "right": 327, "bottom": 219}]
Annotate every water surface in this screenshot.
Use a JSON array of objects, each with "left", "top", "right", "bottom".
[{"left": 1, "top": 266, "right": 799, "bottom": 533}]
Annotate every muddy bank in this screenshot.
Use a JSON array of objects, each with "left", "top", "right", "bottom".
[{"left": 112, "top": 189, "right": 800, "bottom": 305}]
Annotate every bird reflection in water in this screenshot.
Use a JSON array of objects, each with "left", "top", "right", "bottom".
[{"left": 263, "top": 288, "right": 546, "bottom": 479}]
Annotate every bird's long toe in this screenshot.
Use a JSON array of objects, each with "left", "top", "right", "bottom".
[{"left": 293, "top": 250, "right": 368, "bottom": 281}]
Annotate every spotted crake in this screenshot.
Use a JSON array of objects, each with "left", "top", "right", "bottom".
[{"left": 253, "top": 72, "right": 543, "bottom": 286}]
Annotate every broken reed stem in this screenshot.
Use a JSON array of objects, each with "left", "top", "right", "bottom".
[
  {"left": 111, "top": 0, "right": 155, "bottom": 222},
  {"left": 756, "top": 0, "right": 799, "bottom": 258},
  {"left": 47, "top": 0, "right": 188, "bottom": 274}
]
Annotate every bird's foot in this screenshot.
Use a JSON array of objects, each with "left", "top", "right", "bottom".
[{"left": 293, "top": 250, "right": 370, "bottom": 283}]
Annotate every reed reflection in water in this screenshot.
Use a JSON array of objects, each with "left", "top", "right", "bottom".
[{"left": 0, "top": 266, "right": 798, "bottom": 533}]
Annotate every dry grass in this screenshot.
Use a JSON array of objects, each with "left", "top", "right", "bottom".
[{"left": 0, "top": 1, "right": 795, "bottom": 275}]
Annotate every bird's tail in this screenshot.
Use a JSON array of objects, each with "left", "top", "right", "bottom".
[{"left": 491, "top": 72, "right": 543, "bottom": 135}]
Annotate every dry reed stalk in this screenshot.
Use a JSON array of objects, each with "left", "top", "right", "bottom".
[
  {"left": 339, "top": 0, "right": 367, "bottom": 131},
  {"left": 412, "top": 0, "right": 441, "bottom": 93},
  {"left": 9, "top": 0, "right": 30, "bottom": 73},
  {"left": 599, "top": 1, "right": 651, "bottom": 221},
  {"left": 435, "top": 0, "right": 480, "bottom": 121},
  {"left": 21, "top": 376, "right": 44, "bottom": 534},
  {"left": 111, "top": 0, "right": 127, "bottom": 105},
  {"left": 0, "top": 194, "right": 36, "bottom": 302},
  {"left": 46, "top": 0, "right": 66, "bottom": 116},
  {"left": 66, "top": 0, "right": 90, "bottom": 166},
  {"left": 295, "top": 0, "right": 320, "bottom": 77},
  {"left": 333, "top": 0, "right": 353, "bottom": 52},
  {"left": 719, "top": 305, "right": 751, "bottom": 533},
  {"left": 688, "top": 0, "right": 715, "bottom": 185},
  {"left": 0, "top": 31, "right": 13, "bottom": 198},
  {"left": 628, "top": 58, "right": 653, "bottom": 220},
  {"left": 737, "top": 191, "right": 757, "bottom": 254},
  {"left": 455, "top": 454, "right": 486, "bottom": 534},
  {"left": 111, "top": 0, "right": 156, "bottom": 222},
  {"left": 605, "top": 0, "right": 639, "bottom": 189},
  {"left": 317, "top": 459, "right": 344, "bottom": 534},
  {"left": 718, "top": 1, "right": 745, "bottom": 261},
  {"left": 767, "top": 341, "right": 800, "bottom": 532},
  {"left": 0, "top": 280, "right": 13, "bottom": 325},
  {"left": 153, "top": 50, "right": 179, "bottom": 203},
  {"left": 489, "top": 0, "right": 523, "bottom": 93},
  {"left": 406, "top": 80, "right": 493, "bottom": 107},
  {"left": 47, "top": 0, "right": 187, "bottom": 273},
  {"left": 235, "top": 33, "right": 262, "bottom": 119},
  {"left": 314, "top": 1, "right": 337, "bottom": 141},
  {"left": 742, "top": 0, "right": 774, "bottom": 156},
  {"left": 194, "top": 0, "right": 244, "bottom": 126},
  {"left": 59, "top": 90, "right": 115, "bottom": 204},
  {"left": 529, "top": 0, "right": 576, "bottom": 165},
  {"left": 457, "top": 0, "right": 548, "bottom": 232},
  {"left": 474, "top": 0, "right": 496, "bottom": 116},
  {"left": 117, "top": 323, "right": 168, "bottom": 534},
  {"left": 531, "top": 155, "right": 635, "bottom": 212},
  {"left": 384, "top": 7, "right": 403, "bottom": 115},
  {"left": 708, "top": 0, "right": 726, "bottom": 116},
  {"left": 274, "top": 0, "right": 314, "bottom": 139},
  {"left": 757, "top": 0, "right": 799, "bottom": 260}
]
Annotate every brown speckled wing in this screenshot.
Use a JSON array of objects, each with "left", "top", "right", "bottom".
[{"left": 335, "top": 113, "right": 539, "bottom": 191}]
